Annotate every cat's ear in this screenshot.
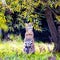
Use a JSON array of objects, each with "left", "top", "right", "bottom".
[
  {"left": 25, "top": 23, "right": 28, "bottom": 29},
  {"left": 25, "top": 23, "right": 28, "bottom": 26}
]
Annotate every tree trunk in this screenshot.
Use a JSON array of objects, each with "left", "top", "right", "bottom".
[{"left": 45, "top": 6, "right": 60, "bottom": 52}]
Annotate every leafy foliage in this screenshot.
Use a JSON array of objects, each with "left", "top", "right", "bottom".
[
  {"left": 0, "top": 12, "right": 8, "bottom": 31},
  {"left": 1, "top": 0, "right": 43, "bottom": 31},
  {"left": 0, "top": 0, "right": 60, "bottom": 36}
]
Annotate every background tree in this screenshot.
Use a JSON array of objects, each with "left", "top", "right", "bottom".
[{"left": 40, "top": 0, "right": 60, "bottom": 52}]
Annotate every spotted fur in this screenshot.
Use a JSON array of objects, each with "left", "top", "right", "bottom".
[{"left": 24, "top": 23, "right": 35, "bottom": 54}]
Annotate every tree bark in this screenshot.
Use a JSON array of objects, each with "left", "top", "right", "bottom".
[{"left": 45, "top": 6, "right": 60, "bottom": 52}]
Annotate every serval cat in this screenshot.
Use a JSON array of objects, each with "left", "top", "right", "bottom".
[{"left": 24, "top": 23, "right": 35, "bottom": 54}]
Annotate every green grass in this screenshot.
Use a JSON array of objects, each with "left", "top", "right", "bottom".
[{"left": 0, "top": 40, "right": 60, "bottom": 60}]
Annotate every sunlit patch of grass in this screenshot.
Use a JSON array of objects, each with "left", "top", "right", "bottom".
[
  {"left": 0, "top": 40, "right": 59, "bottom": 60},
  {"left": 56, "top": 53, "right": 60, "bottom": 60},
  {"left": 0, "top": 41, "right": 23, "bottom": 59},
  {"left": 35, "top": 42, "right": 54, "bottom": 54}
]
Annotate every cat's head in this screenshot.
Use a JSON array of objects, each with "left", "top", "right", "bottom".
[{"left": 25, "top": 23, "right": 33, "bottom": 31}]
